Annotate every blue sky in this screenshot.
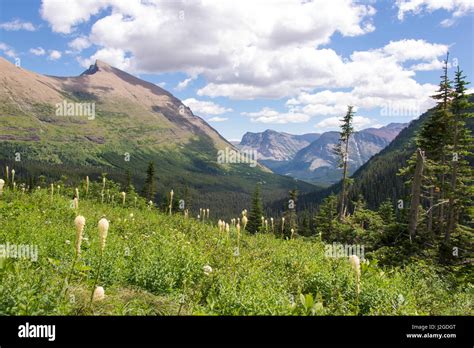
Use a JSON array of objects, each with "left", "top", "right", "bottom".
[{"left": 0, "top": 0, "right": 473, "bottom": 141}]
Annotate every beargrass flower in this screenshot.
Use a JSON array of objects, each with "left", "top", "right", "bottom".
[
  {"left": 74, "top": 215, "right": 86, "bottom": 255},
  {"left": 242, "top": 215, "right": 248, "bottom": 231},
  {"left": 98, "top": 218, "right": 109, "bottom": 252},
  {"left": 203, "top": 265, "right": 213, "bottom": 276},
  {"left": 92, "top": 286, "right": 105, "bottom": 301},
  {"left": 349, "top": 255, "right": 361, "bottom": 295},
  {"left": 169, "top": 190, "right": 174, "bottom": 215}
]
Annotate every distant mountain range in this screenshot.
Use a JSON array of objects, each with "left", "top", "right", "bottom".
[
  {"left": 0, "top": 57, "right": 316, "bottom": 217},
  {"left": 237, "top": 123, "right": 407, "bottom": 185},
  {"left": 239, "top": 130, "right": 320, "bottom": 161}
]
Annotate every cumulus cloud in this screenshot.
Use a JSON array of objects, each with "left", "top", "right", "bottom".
[
  {"left": 40, "top": 0, "right": 111, "bottom": 34},
  {"left": 77, "top": 47, "right": 130, "bottom": 70},
  {"left": 242, "top": 108, "right": 310, "bottom": 124},
  {"left": 382, "top": 39, "right": 448, "bottom": 62},
  {"left": 40, "top": 0, "right": 376, "bottom": 98},
  {"left": 68, "top": 36, "right": 91, "bottom": 52},
  {"left": 396, "top": 0, "right": 474, "bottom": 26},
  {"left": 208, "top": 116, "right": 228, "bottom": 122},
  {"left": 183, "top": 98, "right": 232, "bottom": 115},
  {"left": 48, "top": 50, "right": 62, "bottom": 60},
  {"left": 0, "top": 19, "right": 36, "bottom": 31},
  {"left": 315, "top": 116, "right": 382, "bottom": 132},
  {"left": 38, "top": 0, "right": 454, "bottom": 124},
  {"left": 30, "top": 47, "right": 46, "bottom": 56},
  {"left": 175, "top": 77, "right": 196, "bottom": 91},
  {"left": 285, "top": 39, "right": 448, "bottom": 120},
  {"left": 0, "top": 42, "right": 17, "bottom": 58}
]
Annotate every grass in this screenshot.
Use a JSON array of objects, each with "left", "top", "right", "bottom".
[{"left": 0, "top": 187, "right": 472, "bottom": 316}]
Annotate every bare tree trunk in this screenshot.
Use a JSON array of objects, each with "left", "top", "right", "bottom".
[
  {"left": 339, "top": 140, "right": 350, "bottom": 221},
  {"left": 427, "top": 186, "right": 433, "bottom": 234},
  {"left": 408, "top": 149, "right": 425, "bottom": 242},
  {"left": 439, "top": 152, "right": 446, "bottom": 236}
]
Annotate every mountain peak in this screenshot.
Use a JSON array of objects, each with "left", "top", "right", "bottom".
[{"left": 81, "top": 59, "right": 113, "bottom": 76}]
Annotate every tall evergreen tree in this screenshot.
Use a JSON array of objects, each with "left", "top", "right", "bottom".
[
  {"left": 417, "top": 53, "right": 453, "bottom": 235},
  {"left": 445, "top": 65, "right": 473, "bottom": 245},
  {"left": 300, "top": 210, "right": 312, "bottom": 236},
  {"left": 142, "top": 161, "right": 156, "bottom": 201},
  {"left": 247, "top": 183, "right": 263, "bottom": 234},
  {"left": 334, "top": 105, "right": 355, "bottom": 221},
  {"left": 314, "top": 194, "right": 338, "bottom": 241}
]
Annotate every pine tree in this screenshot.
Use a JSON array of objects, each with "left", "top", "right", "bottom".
[
  {"left": 444, "top": 65, "right": 473, "bottom": 247},
  {"left": 143, "top": 161, "right": 156, "bottom": 201},
  {"left": 247, "top": 183, "right": 263, "bottom": 234},
  {"left": 314, "top": 194, "right": 338, "bottom": 240},
  {"left": 300, "top": 210, "right": 312, "bottom": 236},
  {"left": 417, "top": 53, "right": 453, "bottom": 235},
  {"left": 334, "top": 105, "right": 355, "bottom": 221},
  {"left": 378, "top": 198, "right": 395, "bottom": 225}
]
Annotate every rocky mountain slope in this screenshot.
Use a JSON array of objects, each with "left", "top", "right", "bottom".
[
  {"left": 0, "top": 57, "right": 317, "bottom": 216},
  {"left": 239, "top": 129, "right": 320, "bottom": 161},
  {"left": 236, "top": 124, "right": 406, "bottom": 185}
]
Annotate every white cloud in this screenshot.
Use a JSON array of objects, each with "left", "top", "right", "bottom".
[
  {"left": 315, "top": 116, "right": 381, "bottom": 132},
  {"left": 30, "top": 47, "right": 46, "bottom": 56},
  {"left": 175, "top": 77, "right": 196, "bottom": 91},
  {"left": 242, "top": 107, "right": 310, "bottom": 124},
  {"left": 183, "top": 98, "right": 232, "bottom": 115},
  {"left": 37, "top": 0, "right": 455, "bottom": 124},
  {"left": 382, "top": 39, "right": 448, "bottom": 62},
  {"left": 0, "top": 42, "right": 17, "bottom": 58},
  {"left": 77, "top": 47, "right": 130, "bottom": 70},
  {"left": 68, "top": 36, "right": 91, "bottom": 52},
  {"left": 40, "top": 0, "right": 376, "bottom": 98},
  {"left": 40, "top": 0, "right": 111, "bottom": 34},
  {"left": 207, "top": 116, "right": 228, "bottom": 122},
  {"left": 48, "top": 50, "right": 62, "bottom": 60},
  {"left": 410, "top": 59, "right": 446, "bottom": 71},
  {"left": 396, "top": 0, "right": 474, "bottom": 26},
  {"left": 284, "top": 39, "right": 448, "bottom": 120},
  {"left": 0, "top": 19, "right": 36, "bottom": 31}
]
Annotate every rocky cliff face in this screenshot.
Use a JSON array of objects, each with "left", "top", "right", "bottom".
[{"left": 236, "top": 124, "right": 406, "bottom": 185}]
